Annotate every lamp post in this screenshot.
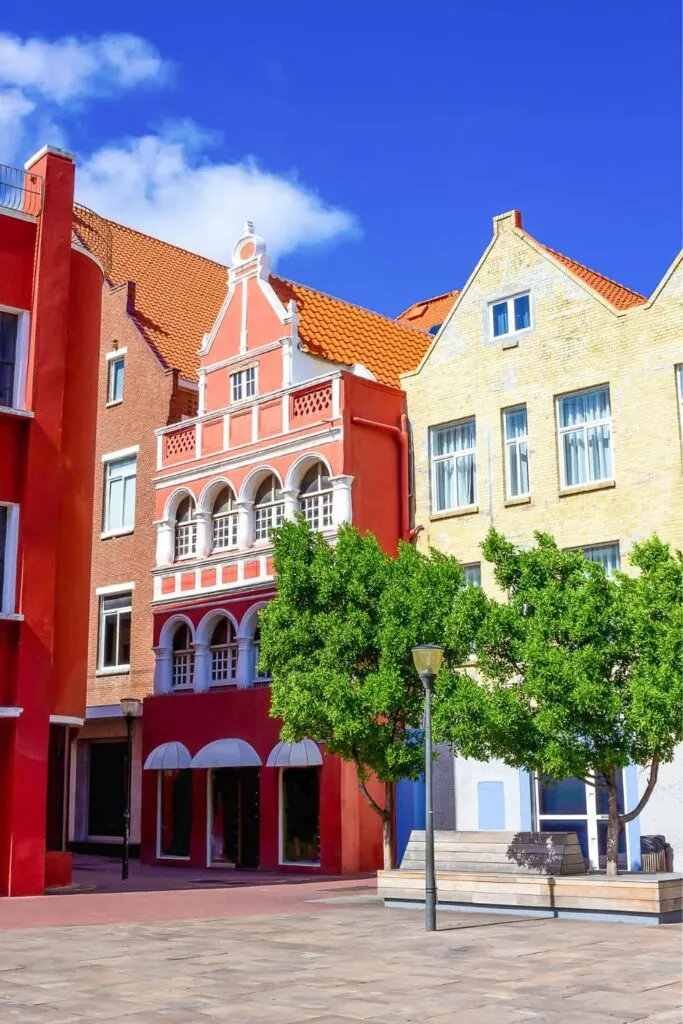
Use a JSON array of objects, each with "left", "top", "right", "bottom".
[
  {"left": 120, "top": 697, "right": 142, "bottom": 881},
  {"left": 412, "top": 644, "right": 444, "bottom": 933}
]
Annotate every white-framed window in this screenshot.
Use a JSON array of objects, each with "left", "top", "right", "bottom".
[
  {"left": 230, "top": 366, "right": 256, "bottom": 403},
  {"left": 103, "top": 454, "right": 137, "bottom": 533},
  {"left": 536, "top": 772, "right": 627, "bottom": 870},
  {"left": 430, "top": 419, "right": 477, "bottom": 512},
  {"left": 175, "top": 496, "right": 197, "bottom": 559},
  {"left": 0, "top": 502, "right": 19, "bottom": 615},
  {"left": 462, "top": 562, "right": 481, "bottom": 586},
  {"left": 171, "top": 623, "right": 194, "bottom": 689},
  {"left": 98, "top": 592, "right": 132, "bottom": 671},
  {"left": 212, "top": 486, "right": 238, "bottom": 551},
  {"left": 503, "top": 405, "right": 530, "bottom": 498},
  {"left": 0, "top": 308, "right": 29, "bottom": 410},
  {"left": 107, "top": 354, "right": 125, "bottom": 405},
  {"left": 210, "top": 617, "right": 238, "bottom": 686},
  {"left": 558, "top": 386, "right": 613, "bottom": 488},
  {"left": 299, "top": 463, "right": 333, "bottom": 530},
  {"left": 253, "top": 620, "right": 271, "bottom": 685},
  {"left": 569, "top": 541, "right": 621, "bottom": 578},
  {"left": 490, "top": 293, "right": 531, "bottom": 339},
  {"left": 254, "top": 475, "right": 284, "bottom": 541},
  {"left": 676, "top": 365, "right": 683, "bottom": 437}
]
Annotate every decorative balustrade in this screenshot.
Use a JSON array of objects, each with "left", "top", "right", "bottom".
[{"left": 0, "top": 164, "right": 43, "bottom": 216}]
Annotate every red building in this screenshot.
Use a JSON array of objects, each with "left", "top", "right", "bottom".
[
  {"left": 0, "top": 148, "right": 104, "bottom": 895},
  {"left": 143, "top": 223, "right": 428, "bottom": 874}
]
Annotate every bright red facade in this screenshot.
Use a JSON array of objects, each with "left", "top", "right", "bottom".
[
  {"left": 0, "top": 148, "right": 103, "bottom": 895},
  {"left": 145, "top": 225, "right": 417, "bottom": 874}
]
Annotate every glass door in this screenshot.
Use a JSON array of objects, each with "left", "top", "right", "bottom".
[{"left": 536, "top": 773, "right": 627, "bottom": 870}]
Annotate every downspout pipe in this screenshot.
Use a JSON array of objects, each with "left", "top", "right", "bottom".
[{"left": 351, "top": 414, "right": 410, "bottom": 543}]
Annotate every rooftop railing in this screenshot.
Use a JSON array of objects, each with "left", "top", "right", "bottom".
[
  {"left": 72, "top": 203, "right": 113, "bottom": 277},
  {"left": 0, "top": 163, "right": 43, "bottom": 216}
]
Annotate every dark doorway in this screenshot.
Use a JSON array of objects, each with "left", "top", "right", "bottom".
[
  {"left": 281, "top": 768, "right": 320, "bottom": 864},
  {"left": 159, "top": 769, "right": 192, "bottom": 857},
  {"left": 88, "top": 741, "right": 126, "bottom": 838},
  {"left": 46, "top": 724, "right": 69, "bottom": 851},
  {"left": 211, "top": 768, "right": 260, "bottom": 869}
]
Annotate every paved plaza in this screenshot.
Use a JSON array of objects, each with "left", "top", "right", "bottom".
[{"left": 0, "top": 864, "right": 681, "bottom": 1023}]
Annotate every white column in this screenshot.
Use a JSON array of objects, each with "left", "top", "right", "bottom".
[
  {"left": 198, "top": 370, "right": 206, "bottom": 416},
  {"left": 235, "top": 500, "right": 254, "bottom": 548},
  {"left": 155, "top": 521, "right": 175, "bottom": 567},
  {"left": 235, "top": 636, "right": 252, "bottom": 688},
  {"left": 193, "top": 642, "right": 211, "bottom": 693},
  {"left": 281, "top": 487, "right": 299, "bottom": 522},
  {"left": 153, "top": 648, "right": 173, "bottom": 695},
  {"left": 282, "top": 337, "right": 293, "bottom": 387},
  {"left": 330, "top": 474, "right": 354, "bottom": 527},
  {"left": 195, "top": 510, "right": 213, "bottom": 559}
]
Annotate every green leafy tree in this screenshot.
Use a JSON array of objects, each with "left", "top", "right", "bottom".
[
  {"left": 259, "top": 518, "right": 472, "bottom": 868},
  {"left": 434, "top": 530, "right": 683, "bottom": 875}
]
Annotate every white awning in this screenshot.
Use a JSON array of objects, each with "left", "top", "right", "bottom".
[
  {"left": 143, "top": 741, "right": 191, "bottom": 771},
  {"left": 190, "top": 738, "right": 262, "bottom": 769},
  {"left": 266, "top": 738, "right": 323, "bottom": 768}
]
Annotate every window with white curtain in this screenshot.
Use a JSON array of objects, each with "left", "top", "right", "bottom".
[
  {"left": 557, "top": 386, "right": 613, "bottom": 488},
  {"left": 503, "top": 405, "right": 529, "bottom": 498},
  {"left": 462, "top": 562, "right": 481, "bottom": 586},
  {"left": 430, "top": 419, "right": 477, "bottom": 512},
  {"left": 490, "top": 293, "right": 531, "bottom": 339},
  {"left": 569, "top": 541, "right": 621, "bottom": 578},
  {"left": 103, "top": 455, "right": 137, "bottom": 533}
]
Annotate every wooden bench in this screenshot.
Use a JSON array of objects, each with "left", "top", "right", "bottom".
[{"left": 400, "top": 830, "right": 587, "bottom": 875}]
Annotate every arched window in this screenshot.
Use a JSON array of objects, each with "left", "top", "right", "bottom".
[
  {"left": 212, "top": 486, "right": 238, "bottom": 551},
  {"left": 174, "top": 496, "right": 197, "bottom": 559},
  {"left": 210, "top": 617, "right": 237, "bottom": 686},
  {"left": 299, "top": 463, "right": 333, "bottom": 530},
  {"left": 253, "top": 475, "right": 284, "bottom": 542},
  {"left": 252, "top": 618, "right": 270, "bottom": 685},
  {"left": 171, "top": 623, "right": 194, "bottom": 689}
]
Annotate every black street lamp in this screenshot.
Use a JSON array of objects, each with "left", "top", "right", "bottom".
[
  {"left": 120, "top": 697, "right": 142, "bottom": 881},
  {"left": 412, "top": 644, "right": 444, "bottom": 933}
]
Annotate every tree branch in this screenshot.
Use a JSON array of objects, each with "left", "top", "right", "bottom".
[
  {"left": 619, "top": 756, "right": 660, "bottom": 825},
  {"left": 352, "top": 748, "right": 387, "bottom": 819}
]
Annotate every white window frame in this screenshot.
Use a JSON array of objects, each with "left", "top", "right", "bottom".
[
  {"left": 535, "top": 772, "right": 629, "bottom": 871},
  {"left": 102, "top": 447, "right": 138, "bottom": 536},
  {"left": 430, "top": 418, "right": 477, "bottom": 513},
  {"left": 462, "top": 562, "right": 481, "bottom": 586},
  {"left": 230, "top": 365, "right": 257, "bottom": 404},
  {"left": 0, "top": 306, "right": 30, "bottom": 412},
  {"left": 489, "top": 292, "right": 532, "bottom": 341},
  {"left": 106, "top": 348, "right": 126, "bottom": 406},
  {"left": 503, "top": 405, "right": 530, "bottom": 499},
  {"left": 676, "top": 364, "right": 683, "bottom": 439},
  {"left": 97, "top": 590, "right": 132, "bottom": 673},
  {"left": 557, "top": 385, "right": 613, "bottom": 489},
  {"left": 0, "top": 502, "right": 20, "bottom": 616}
]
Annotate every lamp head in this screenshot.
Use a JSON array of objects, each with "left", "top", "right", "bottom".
[
  {"left": 412, "top": 644, "right": 444, "bottom": 681},
  {"left": 120, "top": 697, "right": 142, "bottom": 719}
]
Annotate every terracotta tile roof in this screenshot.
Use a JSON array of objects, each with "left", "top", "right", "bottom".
[
  {"left": 396, "top": 290, "right": 460, "bottom": 332},
  {"left": 97, "top": 214, "right": 429, "bottom": 388},
  {"left": 534, "top": 240, "right": 647, "bottom": 310}
]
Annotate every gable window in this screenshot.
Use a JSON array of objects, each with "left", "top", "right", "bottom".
[
  {"left": 212, "top": 486, "right": 238, "bottom": 551},
  {"left": 254, "top": 475, "right": 284, "bottom": 541},
  {"left": 491, "top": 293, "right": 531, "bottom": 339},
  {"left": 107, "top": 354, "right": 125, "bottom": 405},
  {"left": 558, "top": 386, "right": 613, "bottom": 488},
  {"left": 503, "top": 405, "right": 530, "bottom": 498},
  {"left": 299, "top": 463, "right": 333, "bottom": 530},
  {"left": 103, "top": 454, "right": 137, "bottom": 534},
  {"left": 430, "top": 419, "right": 477, "bottom": 512},
  {"left": 231, "top": 366, "right": 256, "bottom": 403},
  {"left": 571, "top": 542, "right": 621, "bottom": 578},
  {"left": 0, "top": 311, "right": 19, "bottom": 408},
  {"left": 175, "top": 497, "right": 197, "bottom": 559},
  {"left": 98, "top": 592, "right": 132, "bottom": 671}
]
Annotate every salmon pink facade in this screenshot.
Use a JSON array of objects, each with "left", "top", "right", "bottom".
[{"left": 144, "top": 224, "right": 424, "bottom": 874}]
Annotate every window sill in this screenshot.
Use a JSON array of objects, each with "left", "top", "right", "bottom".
[
  {"left": 0, "top": 612, "right": 24, "bottom": 622},
  {"left": 504, "top": 494, "right": 531, "bottom": 507},
  {"left": 559, "top": 479, "right": 615, "bottom": 498},
  {"left": 430, "top": 504, "right": 479, "bottom": 522},
  {"left": 95, "top": 666, "right": 131, "bottom": 677},
  {"left": 501, "top": 337, "right": 519, "bottom": 350},
  {"left": 106, "top": 399, "right": 123, "bottom": 409},
  {"left": 0, "top": 404, "right": 33, "bottom": 420},
  {"left": 101, "top": 528, "right": 135, "bottom": 540}
]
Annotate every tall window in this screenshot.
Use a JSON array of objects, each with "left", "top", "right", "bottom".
[
  {"left": 299, "top": 463, "right": 333, "bottom": 530},
  {"left": 107, "top": 355, "right": 125, "bottom": 404},
  {"left": 175, "top": 497, "right": 197, "bottom": 558},
  {"left": 172, "top": 623, "right": 194, "bottom": 689},
  {"left": 558, "top": 386, "right": 613, "bottom": 487},
  {"left": 430, "top": 419, "right": 477, "bottom": 512},
  {"left": 212, "top": 487, "right": 238, "bottom": 551},
  {"left": 503, "top": 405, "right": 530, "bottom": 498},
  {"left": 0, "top": 311, "right": 18, "bottom": 408},
  {"left": 158, "top": 769, "right": 192, "bottom": 858},
  {"left": 676, "top": 365, "right": 683, "bottom": 438},
  {"left": 571, "top": 541, "right": 621, "bottom": 578},
  {"left": 98, "top": 593, "right": 132, "bottom": 671},
  {"left": 210, "top": 617, "right": 237, "bottom": 686},
  {"left": 103, "top": 455, "right": 137, "bottom": 533},
  {"left": 536, "top": 773, "right": 626, "bottom": 870},
  {"left": 462, "top": 562, "right": 481, "bottom": 586},
  {"left": 253, "top": 620, "right": 270, "bottom": 684},
  {"left": 281, "top": 768, "right": 320, "bottom": 865},
  {"left": 0, "top": 504, "right": 7, "bottom": 609},
  {"left": 490, "top": 293, "right": 531, "bottom": 339},
  {"left": 254, "top": 475, "right": 284, "bottom": 541},
  {"left": 230, "top": 366, "right": 256, "bottom": 403}
]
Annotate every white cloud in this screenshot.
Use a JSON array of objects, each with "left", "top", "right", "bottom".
[{"left": 76, "top": 127, "right": 359, "bottom": 263}]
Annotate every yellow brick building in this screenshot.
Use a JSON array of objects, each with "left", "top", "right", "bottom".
[{"left": 400, "top": 211, "right": 683, "bottom": 871}]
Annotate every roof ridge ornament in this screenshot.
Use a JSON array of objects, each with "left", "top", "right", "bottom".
[{"left": 230, "top": 221, "right": 268, "bottom": 276}]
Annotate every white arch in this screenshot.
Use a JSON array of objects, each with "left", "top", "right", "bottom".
[
  {"left": 163, "top": 486, "right": 198, "bottom": 522},
  {"left": 196, "top": 607, "right": 241, "bottom": 645},
  {"left": 239, "top": 464, "right": 283, "bottom": 503},
  {"left": 284, "top": 452, "right": 333, "bottom": 492},
  {"left": 238, "top": 600, "right": 270, "bottom": 640},
  {"left": 158, "top": 613, "right": 196, "bottom": 649},
  {"left": 198, "top": 477, "right": 239, "bottom": 514}
]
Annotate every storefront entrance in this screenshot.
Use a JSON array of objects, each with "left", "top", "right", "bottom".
[
  {"left": 280, "top": 768, "right": 320, "bottom": 865},
  {"left": 209, "top": 768, "right": 260, "bottom": 869}
]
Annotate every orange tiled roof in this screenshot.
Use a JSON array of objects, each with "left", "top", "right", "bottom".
[
  {"left": 98, "top": 214, "right": 429, "bottom": 387},
  {"left": 396, "top": 290, "right": 460, "bottom": 332},
  {"left": 536, "top": 241, "right": 647, "bottom": 310}
]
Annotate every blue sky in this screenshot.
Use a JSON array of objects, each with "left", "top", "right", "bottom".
[{"left": 2, "top": 2, "right": 680, "bottom": 316}]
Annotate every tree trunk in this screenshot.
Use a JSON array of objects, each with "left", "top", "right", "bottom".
[
  {"left": 382, "top": 781, "right": 395, "bottom": 870},
  {"left": 605, "top": 769, "right": 620, "bottom": 877}
]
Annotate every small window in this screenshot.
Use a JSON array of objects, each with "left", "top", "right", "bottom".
[
  {"left": 299, "top": 463, "right": 333, "bottom": 530},
  {"left": 676, "top": 365, "right": 683, "bottom": 438},
  {"left": 0, "top": 310, "right": 19, "bottom": 408},
  {"left": 103, "top": 455, "right": 137, "bottom": 533},
  {"left": 572, "top": 542, "right": 621, "bottom": 578},
  {"left": 491, "top": 293, "right": 531, "bottom": 339},
  {"left": 462, "top": 562, "right": 481, "bottom": 587},
  {"left": 430, "top": 419, "right": 477, "bottom": 512},
  {"left": 175, "top": 497, "right": 197, "bottom": 559},
  {"left": 212, "top": 487, "right": 238, "bottom": 551},
  {"left": 254, "top": 475, "right": 284, "bottom": 541},
  {"left": 98, "top": 592, "right": 132, "bottom": 671},
  {"left": 230, "top": 366, "right": 256, "bottom": 403},
  {"left": 558, "top": 386, "right": 613, "bottom": 488},
  {"left": 503, "top": 405, "right": 530, "bottom": 498},
  {"left": 107, "top": 355, "right": 125, "bottom": 404}
]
